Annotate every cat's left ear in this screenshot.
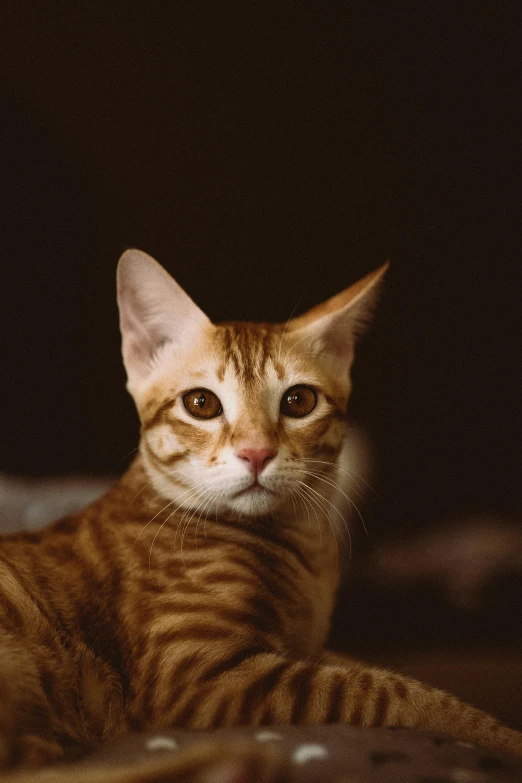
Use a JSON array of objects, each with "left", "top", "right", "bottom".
[
  {"left": 287, "top": 262, "right": 389, "bottom": 371},
  {"left": 117, "top": 249, "right": 211, "bottom": 394}
]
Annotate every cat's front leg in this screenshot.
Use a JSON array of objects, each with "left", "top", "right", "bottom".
[
  {"left": 0, "top": 635, "right": 64, "bottom": 769},
  {"left": 135, "top": 649, "right": 522, "bottom": 758}
]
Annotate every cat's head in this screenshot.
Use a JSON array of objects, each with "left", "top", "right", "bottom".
[{"left": 117, "top": 249, "right": 387, "bottom": 519}]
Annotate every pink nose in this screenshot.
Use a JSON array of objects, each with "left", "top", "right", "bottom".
[{"left": 237, "top": 447, "right": 277, "bottom": 476}]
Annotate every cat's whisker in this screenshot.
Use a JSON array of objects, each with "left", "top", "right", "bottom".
[
  {"left": 148, "top": 480, "right": 224, "bottom": 567},
  {"left": 276, "top": 297, "right": 303, "bottom": 366},
  {"left": 178, "top": 488, "right": 215, "bottom": 555},
  {"left": 294, "top": 480, "right": 326, "bottom": 545},
  {"left": 289, "top": 487, "right": 298, "bottom": 519},
  {"left": 186, "top": 484, "right": 223, "bottom": 549},
  {"left": 299, "top": 482, "right": 342, "bottom": 562},
  {"left": 202, "top": 489, "right": 221, "bottom": 540},
  {"left": 301, "top": 463, "right": 367, "bottom": 502},
  {"left": 292, "top": 486, "right": 313, "bottom": 532},
  {"left": 281, "top": 331, "right": 317, "bottom": 365},
  {"left": 298, "top": 468, "right": 368, "bottom": 538},
  {"left": 296, "top": 478, "right": 352, "bottom": 557},
  {"left": 295, "top": 480, "right": 322, "bottom": 532},
  {"left": 131, "top": 465, "right": 184, "bottom": 501},
  {"left": 134, "top": 483, "right": 203, "bottom": 547},
  {"left": 137, "top": 477, "right": 223, "bottom": 548},
  {"left": 6, "top": 251, "right": 518, "bottom": 761},
  {"left": 195, "top": 489, "right": 215, "bottom": 545},
  {"left": 302, "top": 457, "right": 368, "bottom": 496},
  {"left": 193, "top": 488, "right": 220, "bottom": 548},
  {"left": 304, "top": 457, "right": 378, "bottom": 497},
  {"left": 120, "top": 445, "right": 140, "bottom": 465}
]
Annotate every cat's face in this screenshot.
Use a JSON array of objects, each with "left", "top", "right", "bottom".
[{"left": 117, "top": 250, "right": 386, "bottom": 519}]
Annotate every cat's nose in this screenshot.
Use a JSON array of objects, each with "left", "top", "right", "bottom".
[{"left": 236, "top": 447, "right": 277, "bottom": 477}]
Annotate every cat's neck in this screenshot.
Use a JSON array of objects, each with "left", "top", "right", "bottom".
[{"left": 113, "top": 455, "right": 339, "bottom": 559}]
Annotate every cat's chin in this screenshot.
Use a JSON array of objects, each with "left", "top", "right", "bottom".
[{"left": 225, "top": 487, "right": 282, "bottom": 518}]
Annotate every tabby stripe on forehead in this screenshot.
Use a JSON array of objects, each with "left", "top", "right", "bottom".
[{"left": 216, "top": 323, "right": 274, "bottom": 382}]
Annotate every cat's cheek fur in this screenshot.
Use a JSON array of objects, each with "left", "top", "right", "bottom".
[{"left": 142, "top": 425, "right": 186, "bottom": 465}]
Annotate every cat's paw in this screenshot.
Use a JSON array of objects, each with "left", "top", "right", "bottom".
[
  {"left": 16, "top": 734, "right": 64, "bottom": 769},
  {"left": 0, "top": 730, "right": 63, "bottom": 770}
]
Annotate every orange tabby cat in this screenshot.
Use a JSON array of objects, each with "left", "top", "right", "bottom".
[{"left": 0, "top": 248, "right": 520, "bottom": 772}]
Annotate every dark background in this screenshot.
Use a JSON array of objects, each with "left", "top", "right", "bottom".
[{"left": 1, "top": 3, "right": 520, "bottom": 539}]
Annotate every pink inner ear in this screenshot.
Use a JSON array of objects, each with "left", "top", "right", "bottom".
[{"left": 117, "top": 248, "right": 211, "bottom": 390}]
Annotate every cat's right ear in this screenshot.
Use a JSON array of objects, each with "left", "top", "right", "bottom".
[{"left": 117, "top": 249, "right": 210, "bottom": 393}]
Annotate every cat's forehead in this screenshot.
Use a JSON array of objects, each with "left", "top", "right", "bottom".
[{"left": 213, "top": 322, "right": 286, "bottom": 384}]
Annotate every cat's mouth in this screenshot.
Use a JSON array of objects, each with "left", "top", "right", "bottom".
[{"left": 233, "top": 481, "right": 275, "bottom": 498}]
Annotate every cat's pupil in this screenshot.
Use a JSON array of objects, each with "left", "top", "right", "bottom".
[{"left": 195, "top": 394, "right": 206, "bottom": 408}]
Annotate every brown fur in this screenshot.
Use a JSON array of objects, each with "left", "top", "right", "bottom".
[{"left": 1, "top": 250, "right": 521, "bottom": 777}]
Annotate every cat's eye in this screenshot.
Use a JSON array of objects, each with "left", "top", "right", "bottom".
[
  {"left": 280, "top": 385, "right": 317, "bottom": 418},
  {"left": 183, "top": 389, "right": 223, "bottom": 419}
]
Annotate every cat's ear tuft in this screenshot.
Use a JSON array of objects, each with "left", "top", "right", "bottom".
[
  {"left": 287, "top": 262, "right": 389, "bottom": 370},
  {"left": 117, "top": 249, "right": 210, "bottom": 392}
]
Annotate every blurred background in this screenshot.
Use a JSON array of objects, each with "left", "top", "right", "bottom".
[{"left": 1, "top": 3, "right": 521, "bottom": 725}]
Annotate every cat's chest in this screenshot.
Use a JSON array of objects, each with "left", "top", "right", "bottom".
[
  {"left": 257, "top": 529, "right": 341, "bottom": 657},
  {"left": 284, "top": 556, "right": 340, "bottom": 657}
]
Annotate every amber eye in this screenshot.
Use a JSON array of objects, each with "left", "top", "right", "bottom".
[
  {"left": 183, "top": 389, "right": 223, "bottom": 419},
  {"left": 280, "top": 385, "right": 317, "bottom": 418}
]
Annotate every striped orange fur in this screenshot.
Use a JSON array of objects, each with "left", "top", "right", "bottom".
[{"left": 0, "top": 248, "right": 521, "bottom": 772}]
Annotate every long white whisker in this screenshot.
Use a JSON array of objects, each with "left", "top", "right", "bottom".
[
  {"left": 194, "top": 489, "right": 220, "bottom": 547},
  {"left": 202, "top": 489, "right": 221, "bottom": 539},
  {"left": 276, "top": 297, "right": 303, "bottom": 365},
  {"left": 295, "top": 480, "right": 326, "bottom": 546},
  {"left": 302, "top": 463, "right": 368, "bottom": 502},
  {"left": 134, "top": 482, "right": 207, "bottom": 546},
  {"left": 131, "top": 463, "right": 187, "bottom": 501},
  {"left": 148, "top": 479, "right": 224, "bottom": 568},
  {"left": 298, "top": 482, "right": 341, "bottom": 562},
  {"left": 296, "top": 480, "right": 322, "bottom": 530},
  {"left": 292, "top": 486, "right": 313, "bottom": 532},
  {"left": 304, "top": 457, "right": 378, "bottom": 497},
  {"left": 296, "top": 479, "right": 351, "bottom": 557},
  {"left": 282, "top": 331, "right": 315, "bottom": 365},
  {"left": 298, "top": 468, "right": 368, "bottom": 538},
  {"left": 178, "top": 485, "right": 218, "bottom": 555},
  {"left": 304, "top": 481, "right": 350, "bottom": 559}
]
